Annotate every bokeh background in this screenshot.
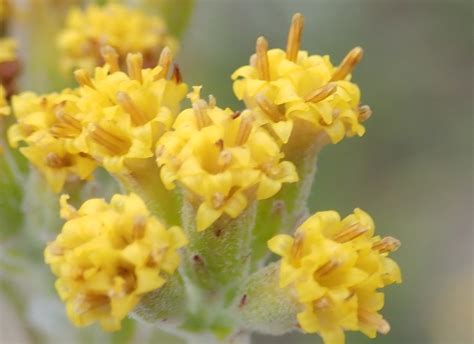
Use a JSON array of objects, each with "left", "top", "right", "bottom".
[{"left": 0, "top": 0, "right": 472, "bottom": 343}]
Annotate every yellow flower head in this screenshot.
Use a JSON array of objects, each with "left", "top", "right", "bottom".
[
  {"left": 232, "top": 14, "right": 370, "bottom": 149},
  {"left": 0, "top": 37, "right": 16, "bottom": 63},
  {"left": 0, "top": 85, "right": 9, "bottom": 116},
  {"left": 157, "top": 89, "right": 298, "bottom": 231},
  {"left": 7, "top": 90, "right": 97, "bottom": 192},
  {"left": 74, "top": 48, "right": 187, "bottom": 174},
  {"left": 45, "top": 193, "right": 187, "bottom": 331},
  {"left": 268, "top": 209, "right": 401, "bottom": 344},
  {"left": 57, "top": 4, "right": 177, "bottom": 72}
]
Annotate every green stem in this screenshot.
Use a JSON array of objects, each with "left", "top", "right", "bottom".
[
  {"left": 116, "top": 159, "right": 181, "bottom": 227},
  {"left": 132, "top": 273, "right": 187, "bottom": 324},
  {"left": 234, "top": 262, "right": 299, "bottom": 336}
]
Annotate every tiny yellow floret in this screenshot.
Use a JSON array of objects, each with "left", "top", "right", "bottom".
[
  {"left": 268, "top": 209, "right": 401, "bottom": 344},
  {"left": 45, "top": 193, "right": 187, "bottom": 331},
  {"left": 57, "top": 4, "right": 178, "bottom": 72}
]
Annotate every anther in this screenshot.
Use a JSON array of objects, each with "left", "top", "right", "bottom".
[
  {"left": 304, "top": 83, "right": 338, "bottom": 103},
  {"left": 45, "top": 152, "right": 70, "bottom": 168},
  {"left": 89, "top": 125, "right": 130, "bottom": 155},
  {"left": 212, "top": 192, "right": 225, "bottom": 209},
  {"left": 358, "top": 310, "right": 391, "bottom": 334},
  {"left": 331, "top": 46, "right": 364, "bottom": 81},
  {"left": 256, "top": 36, "right": 270, "bottom": 80},
  {"left": 100, "top": 45, "right": 119, "bottom": 72},
  {"left": 286, "top": 13, "right": 304, "bottom": 62},
  {"left": 217, "top": 150, "right": 232, "bottom": 169},
  {"left": 193, "top": 100, "right": 212, "bottom": 129},
  {"left": 358, "top": 105, "right": 372, "bottom": 122},
  {"left": 316, "top": 259, "right": 340, "bottom": 277},
  {"left": 255, "top": 93, "right": 284, "bottom": 122},
  {"left": 74, "top": 69, "right": 94, "bottom": 88},
  {"left": 235, "top": 114, "right": 253, "bottom": 145},
  {"left": 372, "top": 236, "right": 400, "bottom": 253},
  {"left": 171, "top": 63, "right": 183, "bottom": 84},
  {"left": 116, "top": 91, "right": 148, "bottom": 126},
  {"left": 132, "top": 215, "right": 147, "bottom": 239},
  {"left": 333, "top": 223, "right": 368, "bottom": 243},
  {"left": 290, "top": 231, "right": 304, "bottom": 260},
  {"left": 157, "top": 46, "right": 172, "bottom": 79},
  {"left": 208, "top": 95, "right": 216, "bottom": 109},
  {"left": 313, "top": 297, "right": 330, "bottom": 309},
  {"left": 126, "top": 53, "right": 143, "bottom": 83}
]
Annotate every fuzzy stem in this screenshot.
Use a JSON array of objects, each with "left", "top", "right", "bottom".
[
  {"left": 116, "top": 158, "right": 181, "bottom": 227},
  {"left": 234, "top": 262, "right": 299, "bottom": 336},
  {"left": 132, "top": 273, "right": 186, "bottom": 324}
]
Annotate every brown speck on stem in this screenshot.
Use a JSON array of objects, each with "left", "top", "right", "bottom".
[{"left": 239, "top": 294, "right": 247, "bottom": 308}]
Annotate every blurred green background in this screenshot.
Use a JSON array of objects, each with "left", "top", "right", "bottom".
[{"left": 0, "top": 0, "right": 472, "bottom": 343}]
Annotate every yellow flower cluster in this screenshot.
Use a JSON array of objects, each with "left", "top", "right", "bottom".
[
  {"left": 268, "top": 209, "right": 401, "bottom": 344},
  {"left": 232, "top": 14, "right": 370, "bottom": 149},
  {"left": 0, "top": 38, "right": 16, "bottom": 63},
  {"left": 157, "top": 87, "right": 298, "bottom": 231},
  {"left": 0, "top": 85, "right": 9, "bottom": 116},
  {"left": 45, "top": 193, "right": 187, "bottom": 331},
  {"left": 8, "top": 47, "right": 187, "bottom": 191},
  {"left": 8, "top": 90, "right": 97, "bottom": 192},
  {"left": 58, "top": 4, "right": 177, "bottom": 72}
]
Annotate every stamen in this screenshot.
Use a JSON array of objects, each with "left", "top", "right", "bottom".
[
  {"left": 372, "top": 236, "right": 400, "bottom": 253},
  {"left": 212, "top": 192, "right": 225, "bottom": 209},
  {"left": 208, "top": 95, "right": 216, "bottom": 109},
  {"left": 126, "top": 53, "right": 143, "bottom": 82},
  {"left": 255, "top": 93, "right": 284, "bottom": 122},
  {"left": 333, "top": 223, "right": 368, "bottom": 243},
  {"left": 215, "top": 139, "right": 224, "bottom": 151},
  {"left": 132, "top": 215, "right": 147, "bottom": 239},
  {"left": 171, "top": 63, "right": 183, "bottom": 84},
  {"left": 304, "top": 83, "right": 338, "bottom": 103},
  {"left": 358, "top": 105, "right": 372, "bottom": 122},
  {"left": 358, "top": 310, "right": 391, "bottom": 334},
  {"left": 116, "top": 91, "right": 149, "bottom": 126},
  {"left": 313, "top": 297, "right": 330, "bottom": 309},
  {"left": 290, "top": 231, "right": 304, "bottom": 260},
  {"left": 315, "top": 259, "right": 340, "bottom": 277},
  {"left": 50, "top": 106, "right": 82, "bottom": 138},
  {"left": 48, "top": 244, "right": 64, "bottom": 256},
  {"left": 89, "top": 125, "right": 130, "bottom": 155},
  {"left": 157, "top": 46, "right": 172, "bottom": 79},
  {"left": 45, "top": 152, "right": 71, "bottom": 169},
  {"left": 193, "top": 100, "right": 212, "bottom": 129},
  {"left": 235, "top": 114, "right": 253, "bottom": 145},
  {"left": 74, "top": 69, "right": 94, "bottom": 88},
  {"left": 100, "top": 45, "right": 119, "bottom": 72},
  {"left": 331, "top": 46, "right": 364, "bottom": 81},
  {"left": 286, "top": 13, "right": 304, "bottom": 62},
  {"left": 217, "top": 150, "right": 232, "bottom": 169},
  {"left": 256, "top": 36, "right": 270, "bottom": 80}
]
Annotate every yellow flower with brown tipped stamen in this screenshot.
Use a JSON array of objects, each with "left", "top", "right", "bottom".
[
  {"left": 45, "top": 193, "right": 187, "bottom": 331},
  {"left": 268, "top": 209, "right": 401, "bottom": 344},
  {"left": 73, "top": 49, "right": 187, "bottom": 174},
  {"left": 57, "top": 4, "right": 178, "bottom": 72},
  {"left": 232, "top": 13, "right": 369, "bottom": 150},
  {"left": 7, "top": 90, "right": 97, "bottom": 192},
  {"left": 157, "top": 90, "right": 298, "bottom": 231}
]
